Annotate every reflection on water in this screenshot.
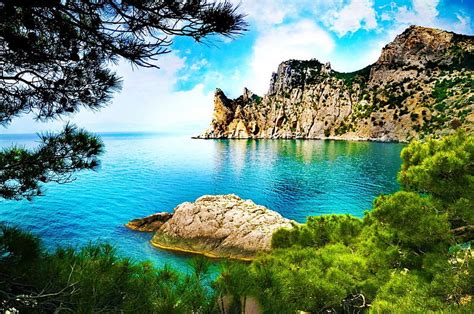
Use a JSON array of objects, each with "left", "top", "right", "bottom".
[
  {"left": 0, "top": 134, "right": 404, "bottom": 268},
  {"left": 209, "top": 139, "right": 403, "bottom": 221}
]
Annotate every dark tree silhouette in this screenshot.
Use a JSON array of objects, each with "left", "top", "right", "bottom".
[
  {"left": 0, "top": 124, "right": 103, "bottom": 200},
  {"left": 0, "top": 0, "right": 247, "bottom": 200}
]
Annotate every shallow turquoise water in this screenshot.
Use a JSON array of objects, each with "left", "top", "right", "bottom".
[{"left": 0, "top": 133, "right": 404, "bottom": 269}]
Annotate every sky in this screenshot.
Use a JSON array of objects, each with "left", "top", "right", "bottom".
[{"left": 3, "top": 0, "right": 473, "bottom": 135}]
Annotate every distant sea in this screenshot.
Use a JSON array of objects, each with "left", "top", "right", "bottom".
[{"left": 0, "top": 133, "right": 404, "bottom": 270}]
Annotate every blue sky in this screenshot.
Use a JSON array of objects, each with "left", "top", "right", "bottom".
[{"left": 3, "top": 0, "right": 473, "bottom": 135}]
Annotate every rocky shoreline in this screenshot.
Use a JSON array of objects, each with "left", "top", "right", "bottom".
[
  {"left": 126, "top": 212, "right": 172, "bottom": 232},
  {"left": 196, "top": 26, "right": 473, "bottom": 142},
  {"left": 126, "top": 195, "right": 296, "bottom": 260},
  {"left": 192, "top": 134, "right": 405, "bottom": 143}
]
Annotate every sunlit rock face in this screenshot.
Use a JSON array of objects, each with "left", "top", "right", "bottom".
[
  {"left": 125, "top": 212, "right": 172, "bottom": 232},
  {"left": 197, "top": 26, "right": 474, "bottom": 142},
  {"left": 130, "top": 195, "right": 296, "bottom": 260}
]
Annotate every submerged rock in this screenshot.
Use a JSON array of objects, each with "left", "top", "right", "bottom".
[
  {"left": 128, "top": 195, "right": 296, "bottom": 260},
  {"left": 125, "top": 212, "right": 173, "bottom": 232}
]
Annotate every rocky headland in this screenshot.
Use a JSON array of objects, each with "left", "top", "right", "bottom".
[
  {"left": 126, "top": 195, "right": 296, "bottom": 260},
  {"left": 197, "top": 26, "right": 473, "bottom": 142}
]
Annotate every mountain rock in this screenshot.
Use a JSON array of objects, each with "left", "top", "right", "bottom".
[
  {"left": 197, "top": 26, "right": 474, "bottom": 142},
  {"left": 129, "top": 195, "right": 295, "bottom": 260},
  {"left": 125, "top": 212, "right": 173, "bottom": 232}
]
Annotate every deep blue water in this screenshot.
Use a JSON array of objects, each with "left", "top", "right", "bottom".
[{"left": 0, "top": 133, "right": 404, "bottom": 270}]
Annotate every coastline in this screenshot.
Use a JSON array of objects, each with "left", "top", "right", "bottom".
[
  {"left": 191, "top": 135, "right": 407, "bottom": 143},
  {"left": 150, "top": 240, "right": 254, "bottom": 262}
]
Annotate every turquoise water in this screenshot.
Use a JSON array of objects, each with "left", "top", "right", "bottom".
[{"left": 0, "top": 133, "right": 404, "bottom": 269}]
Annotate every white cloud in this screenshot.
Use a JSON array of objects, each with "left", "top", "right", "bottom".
[
  {"left": 331, "top": 42, "right": 382, "bottom": 72},
  {"left": 454, "top": 13, "right": 472, "bottom": 33},
  {"left": 198, "top": 68, "right": 244, "bottom": 99},
  {"left": 234, "top": 0, "right": 298, "bottom": 27},
  {"left": 189, "top": 58, "right": 209, "bottom": 71},
  {"left": 326, "top": 0, "right": 378, "bottom": 36},
  {"left": 395, "top": 0, "right": 439, "bottom": 25},
  {"left": 244, "top": 20, "right": 335, "bottom": 95},
  {"left": 412, "top": 0, "right": 439, "bottom": 22},
  {"left": 380, "top": 12, "right": 391, "bottom": 21},
  {"left": 383, "top": 0, "right": 471, "bottom": 35},
  {"left": 3, "top": 53, "right": 214, "bottom": 134},
  {"left": 92, "top": 54, "right": 213, "bottom": 133}
]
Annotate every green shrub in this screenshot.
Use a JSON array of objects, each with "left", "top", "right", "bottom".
[
  {"left": 272, "top": 215, "right": 363, "bottom": 249},
  {"left": 410, "top": 112, "right": 419, "bottom": 121},
  {"left": 0, "top": 227, "right": 218, "bottom": 313},
  {"left": 256, "top": 132, "right": 474, "bottom": 312}
]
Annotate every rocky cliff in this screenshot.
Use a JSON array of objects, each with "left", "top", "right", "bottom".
[
  {"left": 128, "top": 195, "right": 296, "bottom": 260},
  {"left": 197, "top": 26, "right": 474, "bottom": 142}
]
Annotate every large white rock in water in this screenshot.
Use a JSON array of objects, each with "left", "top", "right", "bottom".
[{"left": 148, "top": 194, "right": 295, "bottom": 260}]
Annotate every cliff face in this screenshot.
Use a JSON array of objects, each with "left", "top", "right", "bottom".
[{"left": 197, "top": 26, "right": 474, "bottom": 142}]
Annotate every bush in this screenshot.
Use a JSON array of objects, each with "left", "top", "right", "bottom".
[
  {"left": 399, "top": 130, "right": 473, "bottom": 203},
  {"left": 0, "top": 227, "right": 218, "bottom": 313},
  {"left": 410, "top": 112, "right": 419, "bottom": 121},
  {"left": 272, "top": 215, "right": 363, "bottom": 249},
  {"left": 370, "top": 192, "right": 451, "bottom": 251},
  {"left": 250, "top": 131, "right": 474, "bottom": 312}
]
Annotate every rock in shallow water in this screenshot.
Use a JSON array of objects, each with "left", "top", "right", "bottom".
[
  {"left": 125, "top": 212, "right": 173, "bottom": 232},
  {"left": 128, "top": 195, "right": 296, "bottom": 260}
]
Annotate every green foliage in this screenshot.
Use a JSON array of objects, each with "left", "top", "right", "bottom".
[
  {"left": 289, "top": 59, "right": 323, "bottom": 71},
  {"left": 333, "top": 64, "right": 372, "bottom": 88},
  {"left": 410, "top": 112, "right": 420, "bottom": 121},
  {"left": 214, "top": 261, "right": 255, "bottom": 313},
  {"left": 1, "top": 0, "right": 247, "bottom": 124},
  {"left": 352, "top": 102, "right": 374, "bottom": 119},
  {"left": 0, "top": 224, "right": 42, "bottom": 268},
  {"left": 434, "top": 101, "right": 447, "bottom": 111},
  {"left": 432, "top": 80, "right": 450, "bottom": 102},
  {"left": 0, "top": 225, "right": 218, "bottom": 313},
  {"left": 431, "top": 76, "right": 473, "bottom": 105},
  {"left": 0, "top": 124, "right": 103, "bottom": 200},
  {"left": 272, "top": 214, "right": 363, "bottom": 249},
  {"left": 387, "top": 90, "right": 409, "bottom": 108},
  {"left": 370, "top": 192, "right": 451, "bottom": 251},
  {"left": 423, "top": 74, "right": 473, "bottom": 135},
  {"left": 370, "top": 271, "right": 445, "bottom": 313},
  {"left": 399, "top": 130, "right": 473, "bottom": 204},
  {"left": 226, "top": 242, "right": 388, "bottom": 313},
  {"left": 334, "top": 121, "right": 354, "bottom": 135}
]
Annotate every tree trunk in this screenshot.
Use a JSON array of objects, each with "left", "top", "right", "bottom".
[{"left": 450, "top": 225, "right": 474, "bottom": 243}]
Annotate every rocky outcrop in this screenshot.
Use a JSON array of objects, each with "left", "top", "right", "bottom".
[
  {"left": 197, "top": 26, "right": 474, "bottom": 142},
  {"left": 125, "top": 212, "right": 172, "bottom": 232},
  {"left": 128, "top": 195, "right": 296, "bottom": 260}
]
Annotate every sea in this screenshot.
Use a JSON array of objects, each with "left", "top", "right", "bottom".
[{"left": 0, "top": 133, "right": 404, "bottom": 270}]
